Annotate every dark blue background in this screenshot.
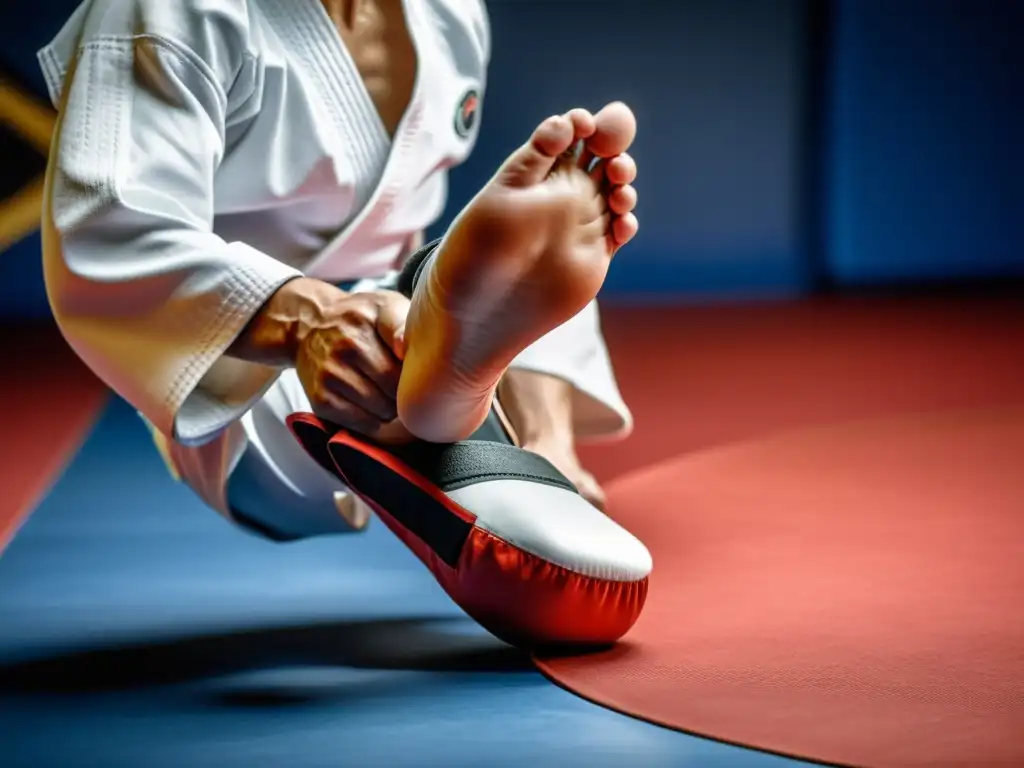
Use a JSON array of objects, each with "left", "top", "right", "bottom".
[{"left": 1, "top": 0, "right": 1021, "bottom": 319}]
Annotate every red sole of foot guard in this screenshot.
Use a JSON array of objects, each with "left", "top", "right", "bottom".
[{"left": 286, "top": 413, "right": 648, "bottom": 648}]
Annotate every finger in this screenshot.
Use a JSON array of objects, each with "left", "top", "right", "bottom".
[
  {"left": 311, "top": 390, "right": 385, "bottom": 436},
  {"left": 605, "top": 153, "right": 637, "bottom": 186},
  {"left": 372, "top": 419, "right": 417, "bottom": 446},
  {"left": 608, "top": 184, "right": 637, "bottom": 216},
  {"left": 375, "top": 291, "right": 411, "bottom": 362},
  {"left": 324, "top": 359, "right": 397, "bottom": 422},
  {"left": 354, "top": 340, "right": 402, "bottom": 400}
]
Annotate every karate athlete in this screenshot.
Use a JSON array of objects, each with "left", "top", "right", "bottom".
[{"left": 38, "top": 0, "right": 641, "bottom": 542}]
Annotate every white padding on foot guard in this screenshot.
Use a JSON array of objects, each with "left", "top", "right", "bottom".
[{"left": 445, "top": 479, "right": 653, "bottom": 582}]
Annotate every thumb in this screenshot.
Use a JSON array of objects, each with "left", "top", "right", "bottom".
[{"left": 375, "top": 291, "right": 410, "bottom": 360}]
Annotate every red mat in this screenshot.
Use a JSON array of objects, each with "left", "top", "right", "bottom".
[
  {"left": 0, "top": 325, "right": 107, "bottom": 552},
  {"left": 581, "top": 296, "right": 1024, "bottom": 484},
  {"left": 538, "top": 407, "right": 1024, "bottom": 767}
]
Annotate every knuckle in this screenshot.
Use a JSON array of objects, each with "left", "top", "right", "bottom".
[
  {"left": 340, "top": 305, "right": 364, "bottom": 322},
  {"left": 342, "top": 336, "right": 364, "bottom": 356},
  {"left": 340, "top": 298, "right": 375, "bottom": 325}
]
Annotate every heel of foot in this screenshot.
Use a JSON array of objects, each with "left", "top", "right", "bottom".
[{"left": 397, "top": 380, "right": 496, "bottom": 444}]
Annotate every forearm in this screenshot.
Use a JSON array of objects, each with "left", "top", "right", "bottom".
[
  {"left": 497, "top": 369, "right": 576, "bottom": 447},
  {"left": 227, "top": 276, "right": 349, "bottom": 367}
]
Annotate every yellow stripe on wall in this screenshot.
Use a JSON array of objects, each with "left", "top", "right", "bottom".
[
  {"left": 0, "top": 78, "right": 55, "bottom": 154},
  {"left": 0, "top": 77, "right": 56, "bottom": 253},
  {"left": 0, "top": 175, "right": 46, "bottom": 251}
]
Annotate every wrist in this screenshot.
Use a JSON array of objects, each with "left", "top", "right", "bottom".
[{"left": 228, "top": 277, "right": 347, "bottom": 366}]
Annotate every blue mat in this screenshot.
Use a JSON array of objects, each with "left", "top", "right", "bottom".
[{"left": 0, "top": 398, "right": 803, "bottom": 767}]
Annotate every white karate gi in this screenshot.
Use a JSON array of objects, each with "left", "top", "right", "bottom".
[{"left": 38, "top": 0, "right": 632, "bottom": 539}]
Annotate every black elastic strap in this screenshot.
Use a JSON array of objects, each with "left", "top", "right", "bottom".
[
  {"left": 384, "top": 438, "right": 576, "bottom": 494},
  {"left": 396, "top": 237, "right": 443, "bottom": 299},
  {"left": 329, "top": 436, "right": 576, "bottom": 569}
]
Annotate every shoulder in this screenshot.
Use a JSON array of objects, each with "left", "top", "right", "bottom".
[
  {"left": 39, "top": 0, "right": 259, "bottom": 105},
  {"left": 52, "top": 0, "right": 255, "bottom": 44}
]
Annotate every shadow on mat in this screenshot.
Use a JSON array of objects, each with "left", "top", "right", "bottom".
[{"left": 0, "top": 618, "right": 532, "bottom": 694}]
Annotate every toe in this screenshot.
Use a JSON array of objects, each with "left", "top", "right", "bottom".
[
  {"left": 499, "top": 114, "right": 576, "bottom": 187},
  {"left": 611, "top": 212, "right": 639, "bottom": 251},
  {"left": 586, "top": 102, "right": 637, "bottom": 159},
  {"left": 608, "top": 184, "right": 637, "bottom": 216},
  {"left": 565, "top": 108, "right": 597, "bottom": 141},
  {"left": 531, "top": 114, "right": 577, "bottom": 159},
  {"left": 605, "top": 153, "right": 637, "bottom": 186}
]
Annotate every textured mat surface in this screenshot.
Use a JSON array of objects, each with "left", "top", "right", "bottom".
[
  {"left": 6, "top": 300, "right": 1024, "bottom": 766},
  {"left": 0, "top": 399, "right": 797, "bottom": 768},
  {"left": 580, "top": 296, "right": 1024, "bottom": 484},
  {"left": 538, "top": 406, "right": 1024, "bottom": 767}
]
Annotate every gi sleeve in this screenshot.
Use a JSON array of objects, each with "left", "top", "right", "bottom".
[{"left": 39, "top": 3, "right": 301, "bottom": 447}]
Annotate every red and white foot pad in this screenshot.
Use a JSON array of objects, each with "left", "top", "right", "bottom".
[{"left": 287, "top": 412, "right": 652, "bottom": 648}]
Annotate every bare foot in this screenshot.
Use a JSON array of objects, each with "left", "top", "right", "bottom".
[{"left": 398, "top": 102, "right": 639, "bottom": 442}]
